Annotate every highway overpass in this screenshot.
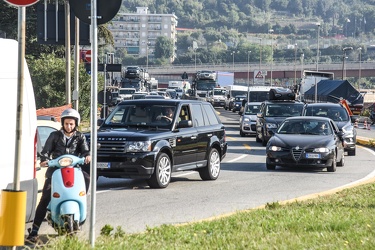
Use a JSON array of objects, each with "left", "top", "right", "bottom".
[{"left": 147, "top": 61, "right": 375, "bottom": 84}]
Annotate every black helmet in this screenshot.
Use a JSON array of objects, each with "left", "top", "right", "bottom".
[{"left": 61, "top": 108, "right": 81, "bottom": 126}]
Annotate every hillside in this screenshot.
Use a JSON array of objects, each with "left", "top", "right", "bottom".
[{"left": 121, "top": 0, "right": 375, "bottom": 38}]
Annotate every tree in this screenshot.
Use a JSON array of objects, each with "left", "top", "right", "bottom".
[
  {"left": 154, "top": 36, "right": 174, "bottom": 62},
  {"left": 29, "top": 53, "right": 103, "bottom": 120}
]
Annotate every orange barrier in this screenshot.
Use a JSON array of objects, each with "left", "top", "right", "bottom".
[{"left": 339, "top": 99, "right": 354, "bottom": 116}]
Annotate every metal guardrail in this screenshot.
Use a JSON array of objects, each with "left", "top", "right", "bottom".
[{"left": 145, "top": 61, "right": 375, "bottom": 75}]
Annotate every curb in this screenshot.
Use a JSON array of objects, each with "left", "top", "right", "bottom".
[{"left": 357, "top": 136, "right": 374, "bottom": 147}]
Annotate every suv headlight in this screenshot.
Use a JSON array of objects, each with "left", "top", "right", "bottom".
[
  {"left": 266, "top": 123, "right": 278, "bottom": 129},
  {"left": 126, "top": 141, "right": 152, "bottom": 152}
]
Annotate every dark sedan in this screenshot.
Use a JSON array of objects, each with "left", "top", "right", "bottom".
[{"left": 266, "top": 116, "right": 345, "bottom": 172}]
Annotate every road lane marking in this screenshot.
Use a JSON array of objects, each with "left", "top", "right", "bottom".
[
  {"left": 243, "top": 144, "right": 251, "bottom": 150},
  {"left": 227, "top": 154, "right": 247, "bottom": 163}
]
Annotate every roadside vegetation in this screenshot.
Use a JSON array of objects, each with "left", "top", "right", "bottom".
[{"left": 31, "top": 181, "right": 375, "bottom": 249}]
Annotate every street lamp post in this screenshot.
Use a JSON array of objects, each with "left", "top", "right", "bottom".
[
  {"left": 300, "top": 53, "right": 304, "bottom": 101},
  {"left": 294, "top": 43, "right": 297, "bottom": 86},
  {"left": 231, "top": 50, "right": 238, "bottom": 72},
  {"left": 259, "top": 38, "right": 262, "bottom": 71},
  {"left": 342, "top": 47, "right": 353, "bottom": 80},
  {"left": 247, "top": 50, "right": 251, "bottom": 103},
  {"left": 232, "top": 51, "right": 235, "bottom": 72},
  {"left": 269, "top": 29, "right": 274, "bottom": 86},
  {"left": 358, "top": 47, "right": 362, "bottom": 89},
  {"left": 194, "top": 48, "right": 197, "bottom": 71},
  {"left": 146, "top": 42, "right": 150, "bottom": 71},
  {"left": 316, "top": 22, "right": 320, "bottom": 71}
]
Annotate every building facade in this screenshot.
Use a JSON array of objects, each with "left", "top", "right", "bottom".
[{"left": 108, "top": 7, "right": 178, "bottom": 61}]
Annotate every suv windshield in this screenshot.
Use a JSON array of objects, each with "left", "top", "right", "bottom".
[
  {"left": 103, "top": 104, "right": 177, "bottom": 129},
  {"left": 265, "top": 103, "right": 303, "bottom": 117}
]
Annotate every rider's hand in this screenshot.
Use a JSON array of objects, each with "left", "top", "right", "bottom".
[
  {"left": 85, "top": 155, "right": 91, "bottom": 164},
  {"left": 40, "top": 160, "right": 49, "bottom": 167}
]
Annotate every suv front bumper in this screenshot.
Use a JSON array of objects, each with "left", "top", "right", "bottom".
[{"left": 97, "top": 152, "right": 157, "bottom": 179}]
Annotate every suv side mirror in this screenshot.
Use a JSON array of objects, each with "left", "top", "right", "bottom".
[{"left": 178, "top": 120, "right": 193, "bottom": 128}]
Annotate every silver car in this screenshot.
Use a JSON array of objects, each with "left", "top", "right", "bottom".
[{"left": 240, "top": 102, "right": 262, "bottom": 137}]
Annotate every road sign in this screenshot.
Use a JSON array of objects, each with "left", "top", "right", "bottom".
[
  {"left": 4, "top": 0, "right": 38, "bottom": 7},
  {"left": 255, "top": 70, "right": 263, "bottom": 78},
  {"left": 85, "top": 50, "right": 91, "bottom": 63},
  {"left": 69, "top": 0, "right": 122, "bottom": 25}
]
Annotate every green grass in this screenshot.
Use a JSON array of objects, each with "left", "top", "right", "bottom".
[{"left": 33, "top": 182, "right": 375, "bottom": 249}]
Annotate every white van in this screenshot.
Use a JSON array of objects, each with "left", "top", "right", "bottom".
[{"left": 0, "top": 38, "right": 38, "bottom": 223}]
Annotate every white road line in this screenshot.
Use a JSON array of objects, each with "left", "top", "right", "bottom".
[{"left": 226, "top": 154, "right": 247, "bottom": 163}]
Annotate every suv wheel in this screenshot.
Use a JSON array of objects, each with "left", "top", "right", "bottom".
[
  {"left": 199, "top": 148, "right": 220, "bottom": 180},
  {"left": 147, "top": 153, "right": 171, "bottom": 188}
]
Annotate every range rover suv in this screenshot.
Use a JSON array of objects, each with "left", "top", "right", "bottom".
[{"left": 89, "top": 99, "right": 227, "bottom": 188}]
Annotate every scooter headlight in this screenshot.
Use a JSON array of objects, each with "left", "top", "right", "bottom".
[{"left": 58, "top": 157, "right": 73, "bottom": 167}]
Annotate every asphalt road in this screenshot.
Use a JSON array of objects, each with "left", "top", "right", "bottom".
[{"left": 29, "top": 108, "right": 375, "bottom": 241}]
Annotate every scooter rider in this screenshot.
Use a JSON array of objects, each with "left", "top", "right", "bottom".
[{"left": 27, "top": 108, "right": 91, "bottom": 243}]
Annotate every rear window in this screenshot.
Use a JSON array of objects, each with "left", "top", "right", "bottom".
[
  {"left": 203, "top": 104, "right": 220, "bottom": 125},
  {"left": 265, "top": 103, "right": 303, "bottom": 117},
  {"left": 304, "top": 106, "right": 349, "bottom": 122}
]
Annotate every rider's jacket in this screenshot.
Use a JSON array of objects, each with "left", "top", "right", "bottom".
[{"left": 40, "top": 130, "right": 90, "bottom": 178}]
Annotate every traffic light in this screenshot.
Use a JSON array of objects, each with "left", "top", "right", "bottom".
[{"left": 84, "top": 63, "right": 91, "bottom": 74}]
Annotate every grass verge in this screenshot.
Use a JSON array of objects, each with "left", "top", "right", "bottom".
[{"left": 30, "top": 181, "right": 375, "bottom": 249}]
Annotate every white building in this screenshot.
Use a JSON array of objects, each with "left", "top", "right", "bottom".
[{"left": 108, "top": 7, "right": 178, "bottom": 61}]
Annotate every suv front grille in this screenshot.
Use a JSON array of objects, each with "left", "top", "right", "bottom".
[
  {"left": 98, "top": 140, "right": 127, "bottom": 154},
  {"left": 292, "top": 148, "right": 303, "bottom": 161}
]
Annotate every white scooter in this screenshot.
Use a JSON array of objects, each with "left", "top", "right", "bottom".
[{"left": 46, "top": 154, "right": 87, "bottom": 234}]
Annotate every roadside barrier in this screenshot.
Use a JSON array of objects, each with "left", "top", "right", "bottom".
[{"left": 363, "top": 120, "right": 368, "bottom": 129}]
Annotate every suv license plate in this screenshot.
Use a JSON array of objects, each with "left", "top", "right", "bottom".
[
  {"left": 306, "top": 153, "right": 320, "bottom": 159},
  {"left": 97, "top": 162, "right": 110, "bottom": 169}
]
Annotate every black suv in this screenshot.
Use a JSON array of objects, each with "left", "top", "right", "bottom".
[
  {"left": 124, "top": 66, "right": 141, "bottom": 79},
  {"left": 256, "top": 100, "right": 304, "bottom": 146},
  {"left": 302, "top": 102, "right": 357, "bottom": 156},
  {"left": 90, "top": 99, "right": 227, "bottom": 188}
]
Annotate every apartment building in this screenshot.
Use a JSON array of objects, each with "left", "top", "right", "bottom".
[{"left": 108, "top": 7, "right": 178, "bottom": 61}]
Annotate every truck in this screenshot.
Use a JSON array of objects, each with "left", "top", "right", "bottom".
[
  {"left": 168, "top": 80, "right": 184, "bottom": 90},
  {"left": 119, "top": 88, "right": 136, "bottom": 100},
  {"left": 0, "top": 38, "right": 38, "bottom": 224},
  {"left": 148, "top": 77, "right": 158, "bottom": 92},
  {"left": 121, "top": 78, "right": 146, "bottom": 92},
  {"left": 299, "top": 70, "right": 334, "bottom": 100},
  {"left": 216, "top": 71, "right": 234, "bottom": 87}
]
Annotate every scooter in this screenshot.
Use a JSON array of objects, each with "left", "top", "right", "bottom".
[{"left": 46, "top": 154, "right": 87, "bottom": 235}]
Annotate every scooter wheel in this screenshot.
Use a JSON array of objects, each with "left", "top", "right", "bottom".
[{"left": 63, "top": 214, "right": 75, "bottom": 234}]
